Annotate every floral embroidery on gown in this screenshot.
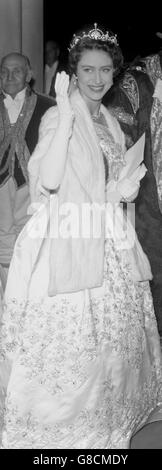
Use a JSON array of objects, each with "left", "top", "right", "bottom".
[{"left": 0, "top": 113, "right": 162, "bottom": 449}]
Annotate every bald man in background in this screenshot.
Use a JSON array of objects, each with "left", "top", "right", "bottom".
[{"left": 0, "top": 53, "right": 55, "bottom": 290}]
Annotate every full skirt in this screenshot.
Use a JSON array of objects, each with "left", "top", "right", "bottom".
[{"left": 0, "top": 212, "right": 162, "bottom": 449}]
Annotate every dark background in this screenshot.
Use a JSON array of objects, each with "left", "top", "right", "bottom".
[{"left": 43, "top": 0, "right": 162, "bottom": 67}]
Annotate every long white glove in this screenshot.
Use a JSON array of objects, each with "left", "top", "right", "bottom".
[
  {"left": 55, "top": 71, "right": 74, "bottom": 124},
  {"left": 117, "top": 163, "right": 147, "bottom": 200},
  {"left": 107, "top": 163, "right": 147, "bottom": 203},
  {"left": 106, "top": 134, "right": 146, "bottom": 203},
  {"left": 39, "top": 72, "right": 75, "bottom": 190}
]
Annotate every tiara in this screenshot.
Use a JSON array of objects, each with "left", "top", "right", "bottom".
[{"left": 68, "top": 23, "right": 118, "bottom": 51}]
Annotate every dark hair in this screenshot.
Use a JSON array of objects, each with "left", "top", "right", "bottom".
[
  {"left": 68, "top": 25, "right": 123, "bottom": 77},
  {"left": 45, "top": 40, "right": 60, "bottom": 52}
]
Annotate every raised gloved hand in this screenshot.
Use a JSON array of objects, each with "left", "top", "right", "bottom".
[{"left": 55, "top": 71, "right": 74, "bottom": 122}]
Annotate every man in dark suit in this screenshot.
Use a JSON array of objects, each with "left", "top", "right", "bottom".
[
  {"left": 44, "top": 40, "right": 67, "bottom": 99},
  {"left": 103, "top": 52, "right": 162, "bottom": 339},
  {"left": 0, "top": 52, "right": 55, "bottom": 289},
  {"left": 44, "top": 40, "right": 61, "bottom": 98}
]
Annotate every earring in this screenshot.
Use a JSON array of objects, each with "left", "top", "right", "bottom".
[{"left": 73, "top": 74, "right": 78, "bottom": 85}]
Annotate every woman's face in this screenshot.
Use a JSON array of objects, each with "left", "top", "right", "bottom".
[{"left": 76, "top": 49, "right": 114, "bottom": 107}]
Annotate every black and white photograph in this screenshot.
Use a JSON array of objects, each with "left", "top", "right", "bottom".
[{"left": 0, "top": 0, "right": 162, "bottom": 459}]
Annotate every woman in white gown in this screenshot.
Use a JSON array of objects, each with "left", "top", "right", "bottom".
[{"left": 0, "top": 24, "right": 162, "bottom": 449}]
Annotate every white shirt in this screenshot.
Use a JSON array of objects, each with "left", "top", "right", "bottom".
[
  {"left": 3, "top": 87, "right": 26, "bottom": 124},
  {"left": 44, "top": 61, "right": 58, "bottom": 94}
]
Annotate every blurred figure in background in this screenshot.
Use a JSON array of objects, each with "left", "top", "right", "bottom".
[
  {"left": 103, "top": 45, "right": 162, "bottom": 340},
  {"left": 44, "top": 40, "right": 61, "bottom": 97}
]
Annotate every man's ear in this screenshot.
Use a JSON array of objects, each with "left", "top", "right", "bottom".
[{"left": 26, "top": 68, "right": 33, "bottom": 84}]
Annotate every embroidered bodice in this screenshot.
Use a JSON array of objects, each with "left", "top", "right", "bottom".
[{"left": 92, "top": 112, "right": 125, "bottom": 182}]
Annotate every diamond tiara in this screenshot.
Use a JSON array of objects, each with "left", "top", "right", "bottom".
[{"left": 68, "top": 23, "right": 118, "bottom": 52}]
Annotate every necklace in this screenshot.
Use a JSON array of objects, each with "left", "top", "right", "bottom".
[{"left": 91, "top": 111, "right": 101, "bottom": 121}]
